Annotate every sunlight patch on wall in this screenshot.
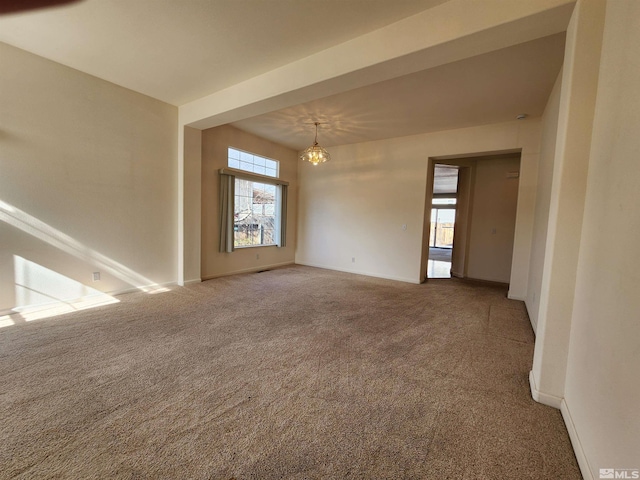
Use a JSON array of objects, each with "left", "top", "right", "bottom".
[
  {"left": 0, "top": 199, "right": 168, "bottom": 294},
  {"left": 6, "top": 255, "right": 119, "bottom": 325}
]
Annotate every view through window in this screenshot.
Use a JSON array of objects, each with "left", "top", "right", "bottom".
[
  {"left": 429, "top": 198, "right": 456, "bottom": 248},
  {"left": 234, "top": 180, "right": 277, "bottom": 247}
]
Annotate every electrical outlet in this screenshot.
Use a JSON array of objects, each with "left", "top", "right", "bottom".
[
  {"left": 352, "top": 257, "right": 355, "bottom": 263},
  {"left": 402, "top": 224, "right": 407, "bottom": 231},
  {"left": 92, "top": 272, "right": 101, "bottom": 281},
  {"left": 256, "top": 253, "right": 260, "bottom": 260}
]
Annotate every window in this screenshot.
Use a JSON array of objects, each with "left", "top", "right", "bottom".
[
  {"left": 219, "top": 148, "right": 287, "bottom": 251},
  {"left": 234, "top": 179, "right": 278, "bottom": 247},
  {"left": 430, "top": 197, "right": 456, "bottom": 248},
  {"left": 228, "top": 148, "right": 279, "bottom": 178}
]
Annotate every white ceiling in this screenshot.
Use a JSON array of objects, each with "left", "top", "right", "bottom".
[
  {"left": 0, "top": 0, "right": 566, "bottom": 149},
  {"left": 0, "top": 0, "right": 446, "bottom": 105},
  {"left": 232, "top": 33, "right": 565, "bottom": 149}
]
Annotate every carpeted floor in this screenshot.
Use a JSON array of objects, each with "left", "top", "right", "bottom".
[{"left": 0, "top": 265, "right": 581, "bottom": 479}]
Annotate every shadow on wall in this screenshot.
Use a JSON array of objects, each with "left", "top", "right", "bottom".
[{"left": 0, "top": 199, "right": 169, "bottom": 327}]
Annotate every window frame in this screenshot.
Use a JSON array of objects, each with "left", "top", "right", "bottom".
[{"left": 219, "top": 167, "right": 289, "bottom": 250}]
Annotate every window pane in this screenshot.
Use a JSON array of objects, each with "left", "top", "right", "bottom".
[
  {"left": 234, "top": 178, "right": 279, "bottom": 247},
  {"left": 239, "top": 161, "right": 254, "bottom": 173},
  {"left": 435, "top": 208, "right": 456, "bottom": 248},
  {"left": 228, "top": 148, "right": 279, "bottom": 178}
]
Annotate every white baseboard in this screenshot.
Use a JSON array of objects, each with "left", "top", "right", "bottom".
[
  {"left": 295, "top": 261, "right": 420, "bottom": 284},
  {"left": 529, "top": 373, "right": 593, "bottom": 478},
  {"left": 108, "top": 281, "right": 176, "bottom": 296},
  {"left": 201, "top": 261, "right": 295, "bottom": 281},
  {"left": 561, "top": 398, "right": 593, "bottom": 480},
  {"left": 183, "top": 278, "right": 201, "bottom": 286},
  {"left": 529, "top": 370, "right": 563, "bottom": 409},
  {"left": 508, "top": 293, "right": 526, "bottom": 301}
]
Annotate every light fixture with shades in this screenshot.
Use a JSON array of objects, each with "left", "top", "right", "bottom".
[{"left": 300, "top": 122, "right": 331, "bottom": 166}]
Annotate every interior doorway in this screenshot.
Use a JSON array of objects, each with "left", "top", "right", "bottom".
[
  {"left": 421, "top": 151, "right": 522, "bottom": 285},
  {"left": 427, "top": 165, "right": 459, "bottom": 278}
]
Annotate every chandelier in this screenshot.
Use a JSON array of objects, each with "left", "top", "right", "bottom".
[{"left": 300, "top": 122, "right": 331, "bottom": 165}]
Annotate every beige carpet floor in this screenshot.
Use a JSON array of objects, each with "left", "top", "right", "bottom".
[{"left": 0, "top": 265, "right": 581, "bottom": 479}]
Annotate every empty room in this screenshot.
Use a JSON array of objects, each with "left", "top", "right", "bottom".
[{"left": 1, "top": 0, "right": 638, "bottom": 479}]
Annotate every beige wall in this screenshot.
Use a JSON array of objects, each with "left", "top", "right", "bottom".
[
  {"left": 563, "top": 0, "right": 640, "bottom": 472},
  {"left": 526, "top": 70, "right": 563, "bottom": 332},
  {"left": 182, "top": 126, "right": 202, "bottom": 284},
  {"left": 0, "top": 43, "right": 178, "bottom": 315},
  {"left": 450, "top": 164, "right": 473, "bottom": 278},
  {"left": 466, "top": 155, "right": 521, "bottom": 284},
  {"left": 200, "top": 125, "right": 297, "bottom": 279},
  {"left": 296, "top": 120, "right": 541, "bottom": 292}
]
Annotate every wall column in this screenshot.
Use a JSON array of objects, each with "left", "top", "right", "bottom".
[{"left": 530, "top": 0, "right": 605, "bottom": 406}]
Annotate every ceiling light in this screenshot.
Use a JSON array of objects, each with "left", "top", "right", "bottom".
[
  {"left": 300, "top": 122, "right": 330, "bottom": 166},
  {"left": 516, "top": 114, "right": 528, "bottom": 120}
]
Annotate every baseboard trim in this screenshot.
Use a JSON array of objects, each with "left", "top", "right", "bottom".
[
  {"left": 108, "top": 281, "right": 177, "bottom": 296},
  {"left": 295, "top": 261, "right": 420, "bottom": 284},
  {"left": 201, "top": 261, "right": 295, "bottom": 281},
  {"left": 529, "top": 372, "right": 593, "bottom": 479},
  {"left": 459, "top": 276, "right": 510, "bottom": 289},
  {"left": 183, "top": 278, "right": 201, "bottom": 286},
  {"left": 561, "top": 398, "right": 593, "bottom": 480},
  {"left": 529, "top": 370, "right": 563, "bottom": 409},
  {"left": 508, "top": 293, "right": 526, "bottom": 301}
]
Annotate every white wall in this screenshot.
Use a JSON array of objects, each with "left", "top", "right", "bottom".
[
  {"left": 526, "top": 70, "right": 563, "bottom": 333},
  {"left": 467, "top": 155, "right": 521, "bottom": 284},
  {"left": 296, "top": 120, "right": 541, "bottom": 291},
  {"left": 0, "top": 43, "right": 178, "bottom": 315},
  {"left": 531, "top": 0, "right": 605, "bottom": 407},
  {"left": 200, "top": 125, "right": 297, "bottom": 279},
  {"left": 563, "top": 0, "right": 640, "bottom": 473}
]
